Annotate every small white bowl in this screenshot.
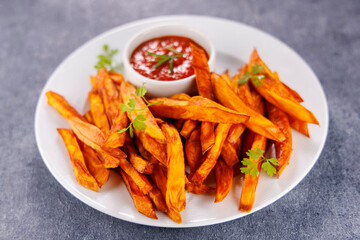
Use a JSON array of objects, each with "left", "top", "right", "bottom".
[{"left": 123, "top": 24, "right": 215, "bottom": 98}]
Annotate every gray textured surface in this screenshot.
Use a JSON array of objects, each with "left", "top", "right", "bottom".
[{"left": 0, "top": 0, "right": 359, "bottom": 239}]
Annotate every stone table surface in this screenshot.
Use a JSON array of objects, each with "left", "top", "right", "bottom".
[{"left": 0, "top": 0, "right": 359, "bottom": 239}]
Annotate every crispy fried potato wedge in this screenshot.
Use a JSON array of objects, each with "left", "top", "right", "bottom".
[
  {"left": 185, "top": 127, "right": 203, "bottom": 177},
  {"left": 88, "top": 90, "right": 110, "bottom": 135},
  {"left": 170, "top": 93, "right": 191, "bottom": 101},
  {"left": 221, "top": 139, "right": 239, "bottom": 166},
  {"left": 123, "top": 137, "right": 153, "bottom": 175},
  {"left": 120, "top": 81, "right": 167, "bottom": 165},
  {"left": 180, "top": 120, "right": 199, "bottom": 139},
  {"left": 288, "top": 115, "right": 310, "bottom": 137},
  {"left": 135, "top": 137, "right": 159, "bottom": 164},
  {"left": 281, "top": 81, "right": 304, "bottom": 103},
  {"left": 248, "top": 50, "right": 318, "bottom": 125},
  {"left": 119, "top": 169, "right": 157, "bottom": 219},
  {"left": 190, "top": 43, "right": 216, "bottom": 154},
  {"left": 109, "top": 72, "right": 125, "bottom": 85},
  {"left": 90, "top": 76, "right": 97, "bottom": 90},
  {"left": 215, "top": 157, "right": 233, "bottom": 202},
  {"left": 83, "top": 111, "right": 93, "bottom": 124},
  {"left": 191, "top": 123, "right": 232, "bottom": 185},
  {"left": 46, "top": 91, "right": 87, "bottom": 122},
  {"left": 79, "top": 141, "right": 109, "bottom": 188},
  {"left": 57, "top": 129, "right": 99, "bottom": 192},
  {"left": 226, "top": 124, "right": 246, "bottom": 145},
  {"left": 185, "top": 176, "right": 214, "bottom": 194},
  {"left": 151, "top": 165, "right": 182, "bottom": 224},
  {"left": 102, "top": 99, "right": 128, "bottom": 148},
  {"left": 267, "top": 103, "right": 293, "bottom": 176},
  {"left": 220, "top": 70, "right": 232, "bottom": 86},
  {"left": 159, "top": 121, "right": 186, "bottom": 212},
  {"left": 190, "top": 43, "right": 212, "bottom": 99},
  {"left": 239, "top": 133, "right": 267, "bottom": 212},
  {"left": 149, "top": 96, "right": 249, "bottom": 124},
  {"left": 96, "top": 68, "right": 120, "bottom": 125},
  {"left": 211, "top": 72, "right": 285, "bottom": 142},
  {"left": 148, "top": 186, "right": 167, "bottom": 212}
]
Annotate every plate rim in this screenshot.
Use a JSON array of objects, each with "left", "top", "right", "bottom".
[{"left": 34, "top": 14, "right": 329, "bottom": 228}]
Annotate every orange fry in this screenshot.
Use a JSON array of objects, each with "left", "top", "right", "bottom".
[
  {"left": 267, "top": 103, "right": 293, "bottom": 176},
  {"left": 119, "top": 169, "right": 157, "bottom": 219},
  {"left": 191, "top": 123, "right": 232, "bottom": 185},
  {"left": 239, "top": 133, "right": 267, "bottom": 212},
  {"left": 185, "top": 127, "right": 203, "bottom": 177},
  {"left": 221, "top": 139, "right": 239, "bottom": 166},
  {"left": 83, "top": 111, "right": 93, "bottom": 124},
  {"left": 46, "top": 91, "right": 87, "bottom": 122},
  {"left": 288, "top": 115, "right": 310, "bottom": 137},
  {"left": 159, "top": 121, "right": 186, "bottom": 212},
  {"left": 248, "top": 50, "right": 318, "bottom": 125},
  {"left": 211, "top": 72, "right": 285, "bottom": 142},
  {"left": 120, "top": 81, "right": 167, "bottom": 165},
  {"left": 57, "top": 129, "right": 99, "bottom": 192},
  {"left": 149, "top": 96, "right": 249, "bottom": 124},
  {"left": 123, "top": 137, "right": 153, "bottom": 175},
  {"left": 215, "top": 157, "right": 233, "bottom": 202},
  {"left": 109, "top": 72, "right": 124, "bottom": 85},
  {"left": 226, "top": 124, "right": 246, "bottom": 145},
  {"left": 96, "top": 68, "right": 120, "bottom": 125},
  {"left": 185, "top": 176, "right": 214, "bottom": 194},
  {"left": 200, "top": 122, "right": 216, "bottom": 154},
  {"left": 148, "top": 186, "right": 167, "bottom": 212},
  {"left": 88, "top": 90, "right": 110, "bottom": 135}
]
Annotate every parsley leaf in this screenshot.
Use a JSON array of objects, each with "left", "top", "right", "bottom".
[
  {"left": 95, "top": 44, "right": 122, "bottom": 72},
  {"left": 135, "top": 83, "right": 147, "bottom": 97},
  {"left": 237, "top": 64, "right": 265, "bottom": 86},
  {"left": 240, "top": 147, "right": 279, "bottom": 178}
]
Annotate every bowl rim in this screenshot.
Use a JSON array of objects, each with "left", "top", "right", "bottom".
[{"left": 122, "top": 23, "right": 215, "bottom": 85}]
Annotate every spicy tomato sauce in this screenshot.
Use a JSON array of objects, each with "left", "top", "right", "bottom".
[{"left": 130, "top": 36, "right": 207, "bottom": 81}]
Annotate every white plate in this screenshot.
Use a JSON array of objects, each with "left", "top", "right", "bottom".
[{"left": 35, "top": 15, "right": 329, "bottom": 228}]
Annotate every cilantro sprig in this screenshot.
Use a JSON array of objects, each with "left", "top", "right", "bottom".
[
  {"left": 147, "top": 46, "right": 183, "bottom": 75},
  {"left": 238, "top": 64, "right": 265, "bottom": 87},
  {"left": 118, "top": 83, "right": 162, "bottom": 138},
  {"left": 95, "top": 45, "right": 123, "bottom": 72},
  {"left": 240, "top": 148, "right": 279, "bottom": 178}
]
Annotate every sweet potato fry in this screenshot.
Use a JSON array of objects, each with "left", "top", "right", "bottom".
[
  {"left": 185, "top": 176, "right": 214, "bottom": 194},
  {"left": 88, "top": 90, "right": 110, "bottom": 135},
  {"left": 220, "top": 70, "right": 232, "bottom": 86},
  {"left": 180, "top": 120, "right": 199, "bottom": 139},
  {"left": 135, "top": 137, "right": 159, "bottom": 164},
  {"left": 149, "top": 96, "right": 249, "bottom": 124},
  {"left": 211, "top": 72, "right": 285, "bottom": 142},
  {"left": 120, "top": 81, "right": 167, "bottom": 165},
  {"left": 239, "top": 133, "right": 267, "bottom": 212},
  {"left": 123, "top": 137, "right": 153, "bottom": 174},
  {"left": 119, "top": 169, "right": 157, "bottom": 219},
  {"left": 281, "top": 81, "right": 304, "bottom": 103},
  {"left": 215, "top": 157, "right": 233, "bottom": 202},
  {"left": 96, "top": 68, "right": 120, "bottom": 125},
  {"left": 109, "top": 72, "right": 124, "bottom": 85},
  {"left": 101, "top": 99, "right": 128, "bottom": 148},
  {"left": 159, "top": 121, "right": 186, "bottom": 212},
  {"left": 191, "top": 123, "right": 232, "bottom": 185},
  {"left": 90, "top": 76, "right": 97, "bottom": 89},
  {"left": 226, "top": 124, "right": 246, "bottom": 145},
  {"left": 151, "top": 164, "right": 182, "bottom": 224},
  {"left": 191, "top": 43, "right": 216, "bottom": 154},
  {"left": 148, "top": 186, "right": 167, "bottom": 212},
  {"left": 57, "top": 129, "right": 99, "bottom": 192},
  {"left": 288, "top": 115, "right": 310, "bottom": 137},
  {"left": 83, "top": 111, "right": 93, "bottom": 124},
  {"left": 221, "top": 139, "right": 239, "bottom": 166},
  {"left": 79, "top": 141, "right": 109, "bottom": 188},
  {"left": 46, "top": 91, "right": 87, "bottom": 122},
  {"left": 185, "top": 127, "right": 202, "bottom": 177},
  {"left": 267, "top": 103, "right": 293, "bottom": 176},
  {"left": 248, "top": 50, "right": 318, "bottom": 125}
]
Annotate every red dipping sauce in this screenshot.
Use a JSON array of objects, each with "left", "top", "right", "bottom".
[{"left": 130, "top": 36, "right": 207, "bottom": 81}]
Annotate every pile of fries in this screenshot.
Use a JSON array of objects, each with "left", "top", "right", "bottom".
[{"left": 46, "top": 44, "right": 318, "bottom": 223}]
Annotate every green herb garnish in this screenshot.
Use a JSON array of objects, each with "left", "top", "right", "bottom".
[
  {"left": 118, "top": 83, "right": 162, "bottom": 138},
  {"left": 237, "top": 64, "right": 265, "bottom": 87},
  {"left": 240, "top": 147, "right": 279, "bottom": 178},
  {"left": 95, "top": 44, "right": 123, "bottom": 72},
  {"left": 147, "top": 46, "right": 183, "bottom": 75}
]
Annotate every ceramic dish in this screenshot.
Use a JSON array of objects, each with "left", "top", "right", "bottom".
[{"left": 34, "top": 15, "right": 329, "bottom": 228}]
